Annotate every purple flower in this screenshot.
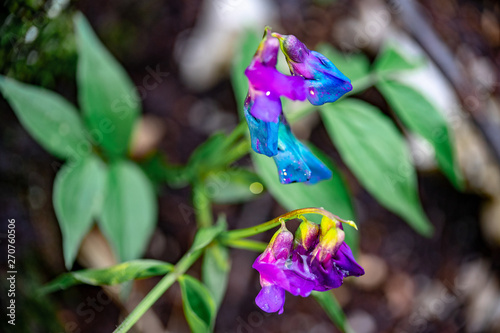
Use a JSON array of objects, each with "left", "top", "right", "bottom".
[
  {"left": 245, "top": 28, "right": 307, "bottom": 124},
  {"left": 273, "top": 33, "right": 353, "bottom": 106},
  {"left": 252, "top": 223, "right": 293, "bottom": 314},
  {"left": 253, "top": 217, "right": 364, "bottom": 314},
  {"left": 255, "top": 283, "right": 285, "bottom": 314},
  {"left": 244, "top": 28, "right": 352, "bottom": 185},
  {"left": 244, "top": 27, "right": 307, "bottom": 157},
  {"left": 308, "top": 217, "right": 364, "bottom": 291}
]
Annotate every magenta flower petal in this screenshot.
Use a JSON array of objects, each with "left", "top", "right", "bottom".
[
  {"left": 255, "top": 284, "right": 286, "bottom": 314},
  {"left": 249, "top": 93, "right": 282, "bottom": 123},
  {"left": 252, "top": 260, "right": 289, "bottom": 288},
  {"left": 283, "top": 253, "right": 317, "bottom": 297},
  {"left": 283, "top": 270, "right": 316, "bottom": 297},
  {"left": 254, "top": 257, "right": 316, "bottom": 298},
  {"left": 245, "top": 64, "right": 307, "bottom": 102}
]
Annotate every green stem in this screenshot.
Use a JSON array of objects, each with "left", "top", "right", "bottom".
[
  {"left": 226, "top": 121, "right": 247, "bottom": 145},
  {"left": 222, "top": 207, "right": 356, "bottom": 241},
  {"left": 222, "top": 238, "right": 267, "bottom": 252},
  {"left": 193, "top": 182, "right": 213, "bottom": 228},
  {"left": 113, "top": 249, "right": 203, "bottom": 333},
  {"left": 223, "top": 140, "right": 251, "bottom": 164}
]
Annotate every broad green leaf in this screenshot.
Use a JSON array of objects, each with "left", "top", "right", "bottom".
[
  {"left": 54, "top": 155, "right": 106, "bottom": 269},
  {"left": 190, "top": 217, "right": 227, "bottom": 253},
  {"left": 98, "top": 160, "right": 157, "bottom": 262},
  {"left": 207, "top": 169, "right": 262, "bottom": 204},
  {"left": 321, "top": 99, "right": 433, "bottom": 236},
  {"left": 252, "top": 144, "right": 359, "bottom": 251},
  {"left": 74, "top": 13, "right": 139, "bottom": 157},
  {"left": 377, "top": 80, "right": 464, "bottom": 189},
  {"left": 231, "top": 30, "right": 261, "bottom": 116},
  {"left": 312, "top": 291, "right": 354, "bottom": 333},
  {"left": 316, "top": 43, "right": 370, "bottom": 82},
  {"left": 179, "top": 275, "right": 217, "bottom": 333},
  {"left": 41, "top": 260, "right": 173, "bottom": 294},
  {"left": 202, "top": 243, "right": 230, "bottom": 309},
  {"left": 0, "top": 75, "right": 89, "bottom": 160},
  {"left": 373, "top": 44, "right": 423, "bottom": 74}
]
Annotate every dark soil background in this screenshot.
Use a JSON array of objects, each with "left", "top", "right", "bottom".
[{"left": 1, "top": 0, "right": 500, "bottom": 332}]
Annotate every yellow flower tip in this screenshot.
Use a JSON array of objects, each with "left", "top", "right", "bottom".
[
  {"left": 319, "top": 216, "right": 334, "bottom": 236},
  {"left": 344, "top": 220, "right": 358, "bottom": 230},
  {"left": 263, "top": 26, "right": 273, "bottom": 38}
]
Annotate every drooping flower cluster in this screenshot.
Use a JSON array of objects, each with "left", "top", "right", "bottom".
[
  {"left": 252, "top": 215, "right": 364, "bottom": 314},
  {"left": 244, "top": 28, "right": 352, "bottom": 184}
]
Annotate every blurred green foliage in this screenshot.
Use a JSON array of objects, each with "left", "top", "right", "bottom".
[{"left": 1, "top": 0, "right": 77, "bottom": 87}]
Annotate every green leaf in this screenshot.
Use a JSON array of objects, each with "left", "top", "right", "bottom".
[
  {"left": 190, "top": 217, "right": 227, "bottom": 253},
  {"left": 0, "top": 75, "right": 89, "bottom": 160},
  {"left": 207, "top": 169, "right": 262, "bottom": 204},
  {"left": 188, "top": 133, "right": 227, "bottom": 176},
  {"left": 187, "top": 129, "right": 250, "bottom": 182},
  {"left": 41, "top": 260, "right": 173, "bottom": 294},
  {"left": 252, "top": 144, "right": 359, "bottom": 251},
  {"left": 202, "top": 243, "right": 230, "bottom": 309},
  {"left": 312, "top": 291, "right": 354, "bottom": 333},
  {"left": 231, "top": 30, "right": 261, "bottom": 116},
  {"left": 98, "top": 160, "right": 157, "bottom": 262},
  {"left": 179, "top": 275, "right": 217, "bottom": 333},
  {"left": 321, "top": 99, "right": 433, "bottom": 236},
  {"left": 74, "top": 13, "right": 140, "bottom": 158},
  {"left": 316, "top": 43, "right": 370, "bottom": 82},
  {"left": 373, "top": 44, "right": 423, "bottom": 74},
  {"left": 377, "top": 80, "right": 464, "bottom": 189},
  {"left": 54, "top": 155, "right": 106, "bottom": 269}
]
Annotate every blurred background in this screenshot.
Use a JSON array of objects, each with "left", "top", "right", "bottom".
[{"left": 1, "top": 0, "right": 500, "bottom": 332}]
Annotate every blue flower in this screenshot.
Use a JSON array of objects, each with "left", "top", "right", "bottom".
[
  {"left": 272, "top": 117, "right": 332, "bottom": 184},
  {"left": 273, "top": 33, "right": 353, "bottom": 106},
  {"left": 244, "top": 28, "right": 352, "bottom": 184}
]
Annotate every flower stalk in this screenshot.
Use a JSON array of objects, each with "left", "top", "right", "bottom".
[
  {"left": 221, "top": 207, "right": 357, "bottom": 241},
  {"left": 113, "top": 248, "right": 204, "bottom": 333}
]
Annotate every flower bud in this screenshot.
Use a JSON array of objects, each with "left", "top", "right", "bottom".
[
  {"left": 272, "top": 33, "right": 309, "bottom": 64},
  {"left": 312, "top": 216, "right": 345, "bottom": 264},
  {"left": 294, "top": 220, "right": 319, "bottom": 254},
  {"left": 262, "top": 222, "right": 293, "bottom": 262}
]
